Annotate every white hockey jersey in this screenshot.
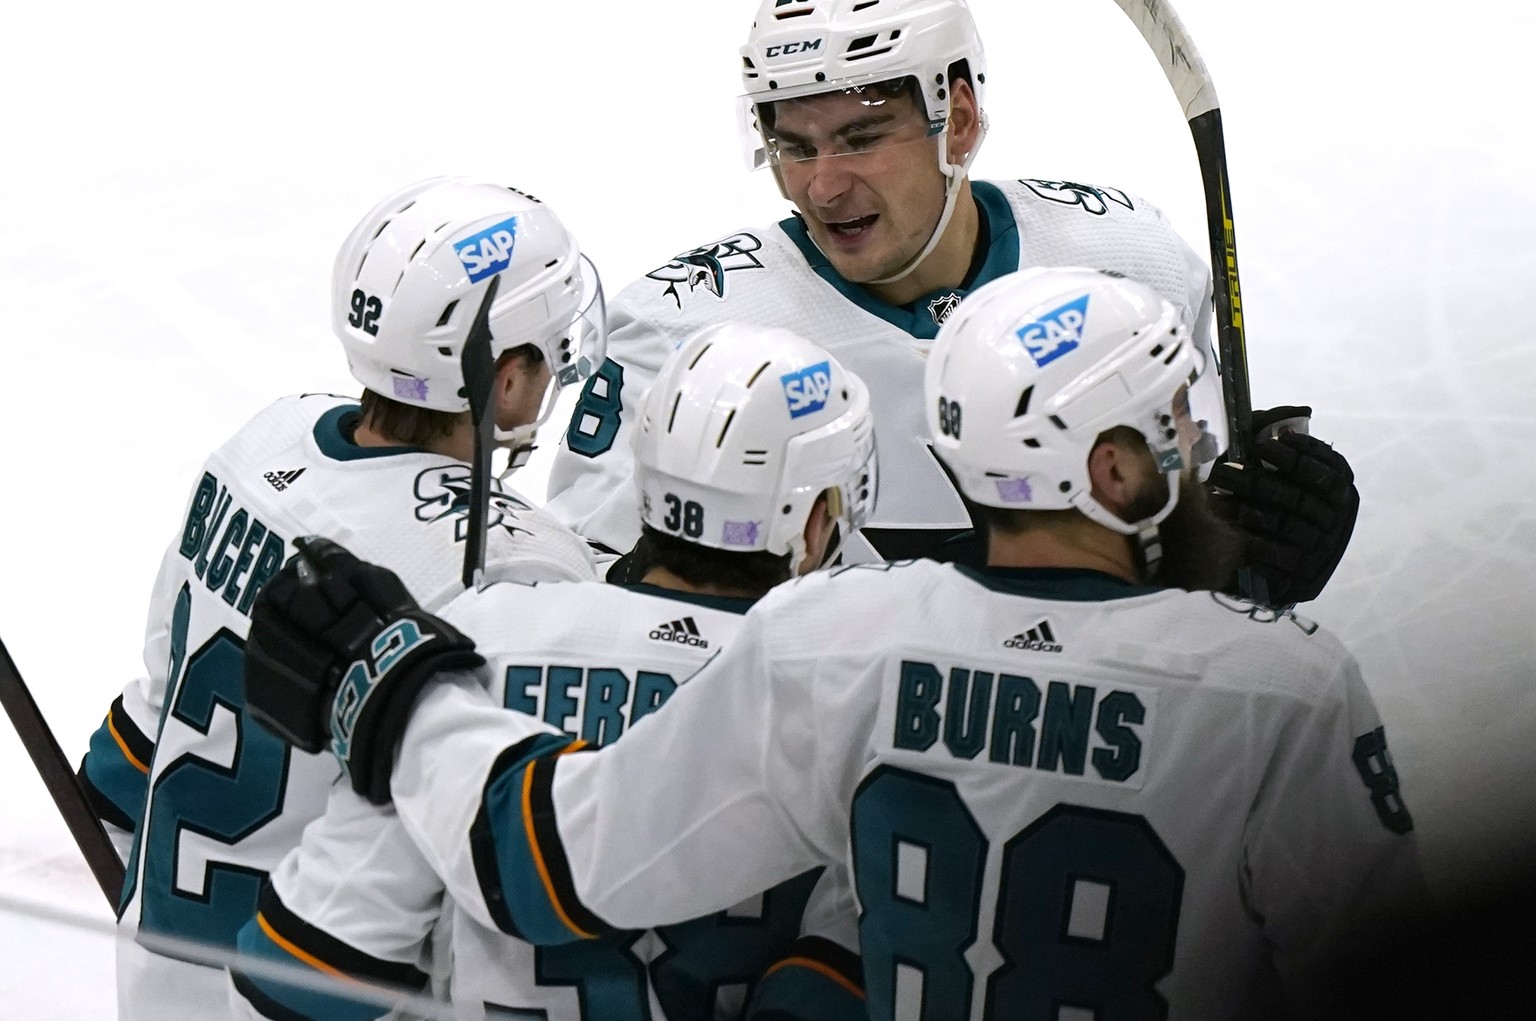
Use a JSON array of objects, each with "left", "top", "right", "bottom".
[
  {"left": 233, "top": 578, "right": 860, "bottom": 1021},
  {"left": 547, "top": 180, "right": 1211, "bottom": 563},
  {"left": 392, "top": 560, "right": 1427, "bottom": 1021},
  {"left": 81, "top": 394, "right": 595, "bottom": 1021}
]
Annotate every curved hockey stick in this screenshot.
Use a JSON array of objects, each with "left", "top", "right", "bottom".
[
  {"left": 459, "top": 274, "right": 502, "bottom": 591},
  {"left": 1111, "top": 0, "right": 1254, "bottom": 462},
  {"left": 0, "top": 635, "right": 125, "bottom": 908}
]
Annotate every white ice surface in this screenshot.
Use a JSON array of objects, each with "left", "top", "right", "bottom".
[{"left": 1, "top": 0, "right": 1532, "bottom": 1015}]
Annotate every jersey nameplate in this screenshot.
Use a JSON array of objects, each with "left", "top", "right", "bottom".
[
  {"left": 504, "top": 665, "right": 679, "bottom": 748},
  {"left": 892, "top": 659, "right": 1157, "bottom": 789},
  {"left": 177, "top": 471, "right": 289, "bottom": 618}
]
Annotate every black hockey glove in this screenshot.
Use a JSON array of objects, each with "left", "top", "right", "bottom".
[
  {"left": 245, "top": 536, "right": 484, "bottom": 805},
  {"left": 1207, "top": 406, "right": 1360, "bottom": 608}
]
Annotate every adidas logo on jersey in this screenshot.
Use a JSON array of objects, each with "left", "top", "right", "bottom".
[
  {"left": 1004, "top": 619, "right": 1063, "bottom": 653},
  {"left": 1016, "top": 295, "right": 1089, "bottom": 368},
  {"left": 649, "top": 617, "right": 709, "bottom": 648},
  {"left": 263, "top": 468, "right": 306, "bottom": 492}
]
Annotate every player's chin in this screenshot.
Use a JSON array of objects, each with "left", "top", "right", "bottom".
[{"left": 818, "top": 238, "right": 899, "bottom": 285}]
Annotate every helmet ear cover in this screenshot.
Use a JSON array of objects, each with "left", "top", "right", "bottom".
[{"left": 633, "top": 323, "right": 877, "bottom": 575}]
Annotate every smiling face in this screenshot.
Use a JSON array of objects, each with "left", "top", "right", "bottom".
[{"left": 763, "top": 79, "right": 976, "bottom": 299}]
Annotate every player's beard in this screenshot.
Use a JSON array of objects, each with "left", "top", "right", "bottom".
[{"left": 1128, "top": 475, "right": 1246, "bottom": 592}]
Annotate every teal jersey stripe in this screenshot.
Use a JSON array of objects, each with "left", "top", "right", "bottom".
[
  {"left": 232, "top": 915, "right": 391, "bottom": 1021},
  {"left": 81, "top": 716, "right": 149, "bottom": 830},
  {"left": 473, "top": 732, "right": 596, "bottom": 944}
]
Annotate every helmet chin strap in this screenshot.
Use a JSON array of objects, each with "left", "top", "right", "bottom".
[
  {"left": 492, "top": 376, "right": 562, "bottom": 478},
  {"left": 1071, "top": 467, "right": 1183, "bottom": 582},
  {"left": 788, "top": 487, "right": 849, "bottom": 576},
  {"left": 866, "top": 115, "right": 988, "bottom": 287}
]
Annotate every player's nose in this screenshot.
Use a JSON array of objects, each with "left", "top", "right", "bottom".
[{"left": 802, "top": 154, "right": 855, "bottom": 208}]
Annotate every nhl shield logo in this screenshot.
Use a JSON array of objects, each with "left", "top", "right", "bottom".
[{"left": 928, "top": 292, "right": 962, "bottom": 327}]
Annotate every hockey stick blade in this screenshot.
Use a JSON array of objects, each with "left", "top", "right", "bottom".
[
  {"left": 1111, "top": 0, "right": 1254, "bottom": 463},
  {"left": 460, "top": 274, "right": 502, "bottom": 591},
  {"left": 0, "top": 635, "right": 125, "bottom": 908}
]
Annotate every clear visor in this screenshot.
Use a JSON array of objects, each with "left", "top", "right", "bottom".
[
  {"left": 1150, "top": 345, "right": 1229, "bottom": 477},
  {"left": 738, "top": 79, "right": 943, "bottom": 172},
  {"left": 494, "top": 254, "right": 608, "bottom": 467}
]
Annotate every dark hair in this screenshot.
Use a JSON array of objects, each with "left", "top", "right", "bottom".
[
  {"left": 631, "top": 524, "right": 793, "bottom": 596},
  {"left": 356, "top": 344, "right": 544, "bottom": 448},
  {"left": 357, "top": 390, "right": 463, "bottom": 448}
]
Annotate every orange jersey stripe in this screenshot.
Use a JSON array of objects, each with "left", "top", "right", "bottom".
[
  {"left": 521, "top": 739, "right": 594, "bottom": 939},
  {"left": 255, "top": 911, "right": 356, "bottom": 983},
  {"left": 762, "top": 955, "right": 866, "bottom": 1000},
  {"left": 108, "top": 712, "right": 149, "bottom": 775}
]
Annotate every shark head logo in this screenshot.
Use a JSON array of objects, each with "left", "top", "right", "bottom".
[
  {"left": 413, "top": 466, "right": 533, "bottom": 542},
  {"left": 1020, "top": 179, "right": 1135, "bottom": 217},
  {"left": 646, "top": 233, "right": 765, "bottom": 309}
]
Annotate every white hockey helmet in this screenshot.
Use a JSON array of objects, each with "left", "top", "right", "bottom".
[
  {"left": 333, "top": 177, "right": 606, "bottom": 454},
  {"left": 925, "top": 266, "right": 1228, "bottom": 536},
  {"left": 739, "top": 0, "right": 987, "bottom": 282},
  {"left": 634, "top": 323, "right": 877, "bottom": 574}
]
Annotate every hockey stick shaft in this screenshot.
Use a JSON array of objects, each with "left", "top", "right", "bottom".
[
  {"left": 460, "top": 274, "right": 502, "bottom": 591},
  {"left": 0, "top": 635, "right": 125, "bottom": 908},
  {"left": 1111, "top": 0, "right": 1254, "bottom": 462}
]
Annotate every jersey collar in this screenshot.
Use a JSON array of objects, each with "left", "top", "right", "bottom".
[
  {"left": 618, "top": 582, "right": 758, "bottom": 615},
  {"left": 312, "top": 406, "right": 433, "bottom": 462},
  {"left": 953, "top": 564, "right": 1165, "bottom": 601},
  {"left": 778, "top": 180, "right": 1020, "bottom": 340}
]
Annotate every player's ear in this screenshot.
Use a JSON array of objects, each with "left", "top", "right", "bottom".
[
  {"left": 1087, "top": 434, "right": 1153, "bottom": 518},
  {"left": 798, "top": 490, "right": 838, "bottom": 576},
  {"left": 946, "top": 76, "right": 982, "bottom": 160}
]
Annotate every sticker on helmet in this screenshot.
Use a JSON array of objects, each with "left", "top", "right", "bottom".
[
  {"left": 994, "top": 478, "right": 1034, "bottom": 504},
  {"left": 1016, "top": 295, "right": 1089, "bottom": 368},
  {"left": 722, "top": 520, "right": 762, "bottom": 546},
  {"left": 393, "top": 376, "right": 430, "bottom": 402},
  {"left": 454, "top": 217, "right": 519, "bottom": 283},
  {"left": 781, "top": 360, "right": 833, "bottom": 419}
]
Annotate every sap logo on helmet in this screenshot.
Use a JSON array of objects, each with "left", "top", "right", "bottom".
[
  {"left": 454, "top": 216, "right": 519, "bottom": 284},
  {"left": 1017, "top": 294, "right": 1090, "bottom": 368},
  {"left": 782, "top": 360, "right": 833, "bottom": 419},
  {"left": 765, "top": 39, "right": 823, "bottom": 58}
]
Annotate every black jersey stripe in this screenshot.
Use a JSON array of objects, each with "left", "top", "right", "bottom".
[
  {"left": 472, "top": 732, "right": 610, "bottom": 941},
  {"left": 764, "top": 935, "right": 865, "bottom": 998},
  {"left": 523, "top": 743, "right": 609, "bottom": 938},
  {"left": 108, "top": 694, "right": 154, "bottom": 771},
  {"left": 472, "top": 733, "right": 564, "bottom": 938},
  {"left": 255, "top": 883, "right": 430, "bottom": 990}
]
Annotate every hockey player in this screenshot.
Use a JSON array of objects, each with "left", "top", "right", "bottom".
[
  {"left": 76, "top": 177, "right": 605, "bottom": 1020},
  {"left": 244, "top": 267, "right": 1427, "bottom": 1020},
  {"left": 547, "top": 0, "right": 1358, "bottom": 608},
  {"left": 227, "top": 324, "right": 876, "bottom": 1020}
]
